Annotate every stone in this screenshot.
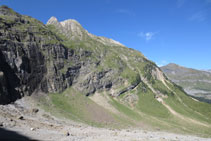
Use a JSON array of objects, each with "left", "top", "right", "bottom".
[
  {"left": 65, "top": 131, "right": 70, "bottom": 136},
  {"left": 32, "top": 108, "right": 39, "bottom": 114},
  {"left": 0, "top": 122, "right": 3, "bottom": 127},
  {"left": 156, "top": 128, "right": 161, "bottom": 131},
  {"left": 18, "top": 116, "right": 24, "bottom": 120}
]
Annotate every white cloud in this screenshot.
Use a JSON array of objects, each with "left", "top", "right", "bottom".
[
  {"left": 138, "top": 32, "right": 157, "bottom": 41},
  {"left": 189, "top": 11, "right": 206, "bottom": 22},
  {"left": 156, "top": 60, "right": 168, "bottom": 67}
]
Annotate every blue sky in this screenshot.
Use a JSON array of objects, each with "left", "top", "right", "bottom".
[{"left": 1, "top": 0, "right": 211, "bottom": 69}]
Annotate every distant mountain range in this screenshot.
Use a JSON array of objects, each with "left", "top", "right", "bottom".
[
  {"left": 207, "top": 70, "right": 211, "bottom": 73},
  {"left": 161, "top": 63, "right": 211, "bottom": 103}
]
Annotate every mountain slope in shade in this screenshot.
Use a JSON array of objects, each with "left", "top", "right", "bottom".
[
  {"left": 161, "top": 63, "right": 211, "bottom": 103},
  {"left": 0, "top": 5, "right": 211, "bottom": 137}
]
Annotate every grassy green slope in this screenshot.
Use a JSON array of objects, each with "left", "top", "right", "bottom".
[{"left": 39, "top": 88, "right": 134, "bottom": 128}]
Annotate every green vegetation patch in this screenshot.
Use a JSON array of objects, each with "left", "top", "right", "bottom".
[
  {"left": 41, "top": 88, "right": 120, "bottom": 127},
  {"left": 136, "top": 89, "right": 170, "bottom": 118},
  {"left": 111, "top": 98, "right": 142, "bottom": 121},
  {"left": 166, "top": 84, "right": 211, "bottom": 123}
]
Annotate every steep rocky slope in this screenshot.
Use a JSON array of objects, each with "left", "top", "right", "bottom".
[
  {"left": 0, "top": 5, "right": 211, "bottom": 137},
  {"left": 161, "top": 63, "right": 211, "bottom": 103}
]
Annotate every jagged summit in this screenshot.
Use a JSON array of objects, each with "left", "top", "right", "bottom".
[
  {"left": 47, "top": 16, "right": 81, "bottom": 27},
  {"left": 46, "top": 16, "right": 124, "bottom": 46},
  {"left": 60, "top": 19, "right": 82, "bottom": 27},
  {"left": 47, "top": 16, "right": 59, "bottom": 24}
]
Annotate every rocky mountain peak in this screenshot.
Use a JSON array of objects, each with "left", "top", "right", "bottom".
[
  {"left": 47, "top": 17, "right": 87, "bottom": 40},
  {"left": 60, "top": 19, "right": 82, "bottom": 28},
  {"left": 60, "top": 19, "right": 85, "bottom": 39},
  {"left": 46, "top": 17, "right": 124, "bottom": 46},
  {"left": 46, "top": 16, "right": 59, "bottom": 25},
  {"left": 165, "top": 63, "right": 179, "bottom": 67}
]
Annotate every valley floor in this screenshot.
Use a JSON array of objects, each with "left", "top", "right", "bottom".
[{"left": 0, "top": 97, "right": 210, "bottom": 141}]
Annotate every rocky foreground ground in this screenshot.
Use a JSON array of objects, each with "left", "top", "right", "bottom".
[{"left": 0, "top": 97, "right": 210, "bottom": 141}]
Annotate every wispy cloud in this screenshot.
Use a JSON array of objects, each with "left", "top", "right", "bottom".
[
  {"left": 116, "top": 9, "right": 135, "bottom": 16},
  {"left": 176, "top": 0, "right": 186, "bottom": 8},
  {"left": 156, "top": 60, "right": 168, "bottom": 67},
  {"left": 138, "top": 32, "right": 157, "bottom": 41},
  {"left": 189, "top": 11, "right": 206, "bottom": 22}
]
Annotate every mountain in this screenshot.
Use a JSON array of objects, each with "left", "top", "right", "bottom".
[
  {"left": 47, "top": 16, "right": 124, "bottom": 46},
  {"left": 161, "top": 63, "right": 211, "bottom": 103},
  {"left": 0, "top": 5, "right": 211, "bottom": 137}
]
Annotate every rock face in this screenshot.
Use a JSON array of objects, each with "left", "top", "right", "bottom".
[
  {"left": 0, "top": 6, "right": 79, "bottom": 104},
  {"left": 161, "top": 63, "right": 211, "bottom": 102},
  {"left": 0, "top": 5, "right": 171, "bottom": 104}
]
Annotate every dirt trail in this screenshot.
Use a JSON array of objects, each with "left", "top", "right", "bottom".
[
  {"left": 153, "top": 68, "right": 169, "bottom": 90},
  {"left": 161, "top": 100, "right": 209, "bottom": 127}
]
